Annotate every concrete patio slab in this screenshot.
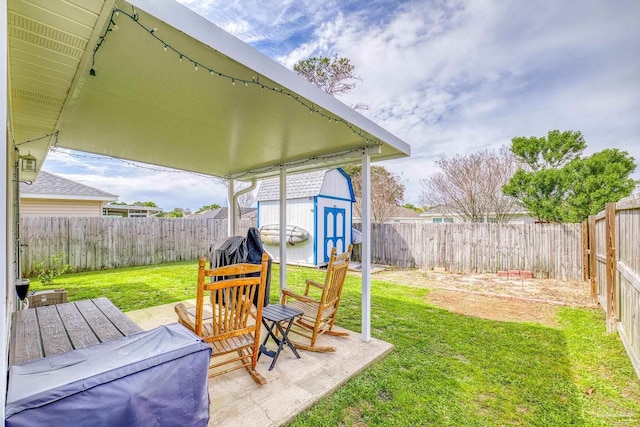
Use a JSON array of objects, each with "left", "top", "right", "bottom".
[{"left": 126, "top": 301, "right": 394, "bottom": 427}]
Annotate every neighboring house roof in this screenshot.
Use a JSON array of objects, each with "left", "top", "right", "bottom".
[
  {"left": 420, "top": 207, "right": 529, "bottom": 217},
  {"left": 20, "top": 171, "right": 118, "bottom": 202},
  {"left": 189, "top": 207, "right": 257, "bottom": 220},
  {"left": 354, "top": 206, "right": 423, "bottom": 221},
  {"left": 256, "top": 170, "right": 327, "bottom": 201},
  {"left": 391, "top": 206, "right": 422, "bottom": 218}
]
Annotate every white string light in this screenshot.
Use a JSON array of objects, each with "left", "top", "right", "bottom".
[
  {"left": 89, "top": 5, "right": 378, "bottom": 144},
  {"left": 14, "top": 131, "right": 59, "bottom": 147}
]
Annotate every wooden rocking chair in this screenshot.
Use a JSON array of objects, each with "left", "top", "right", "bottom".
[
  {"left": 175, "top": 252, "right": 269, "bottom": 385},
  {"left": 281, "top": 245, "right": 353, "bottom": 352}
]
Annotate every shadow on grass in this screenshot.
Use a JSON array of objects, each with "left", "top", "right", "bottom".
[{"left": 289, "top": 277, "right": 586, "bottom": 426}]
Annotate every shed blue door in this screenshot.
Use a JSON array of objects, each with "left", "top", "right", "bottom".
[{"left": 323, "top": 207, "right": 346, "bottom": 262}]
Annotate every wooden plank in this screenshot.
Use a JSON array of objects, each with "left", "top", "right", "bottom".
[
  {"left": 10, "top": 309, "right": 43, "bottom": 365},
  {"left": 9, "top": 298, "right": 145, "bottom": 368},
  {"left": 617, "top": 322, "right": 640, "bottom": 380},
  {"left": 93, "top": 297, "right": 143, "bottom": 335},
  {"left": 615, "top": 194, "right": 640, "bottom": 211},
  {"left": 582, "top": 221, "right": 589, "bottom": 281},
  {"left": 605, "top": 203, "right": 617, "bottom": 333},
  {"left": 74, "top": 299, "right": 124, "bottom": 342},
  {"left": 588, "top": 215, "right": 597, "bottom": 302},
  {"left": 56, "top": 301, "right": 101, "bottom": 349},
  {"left": 618, "top": 261, "right": 640, "bottom": 293},
  {"left": 37, "top": 305, "right": 73, "bottom": 357}
]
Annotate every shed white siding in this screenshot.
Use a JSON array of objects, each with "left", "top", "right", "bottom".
[
  {"left": 319, "top": 169, "right": 353, "bottom": 200},
  {"left": 257, "top": 168, "right": 354, "bottom": 266},
  {"left": 259, "top": 198, "right": 316, "bottom": 265}
]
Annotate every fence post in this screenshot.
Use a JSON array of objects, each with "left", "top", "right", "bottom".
[
  {"left": 604, "top": 203, "right": 617, "bottom": 333},
  {"left": 588, "top": 215, "right": 597, "bottom": 303},
  {"left": 581, "top": 220, "right": 589, "bottom": 282}
]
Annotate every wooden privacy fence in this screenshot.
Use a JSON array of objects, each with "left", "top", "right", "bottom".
[
  {"left": 20, "top": 217, "right": 254, "bottom": 276},
  {"left": 22, "top": 218, "right": 584, "bottom": 280},
  {"left": 586, "top": 195, "right": 640, "bottom": 378},
  {"left": 352, "top": 222, "right": 583, "bottom": 280}
]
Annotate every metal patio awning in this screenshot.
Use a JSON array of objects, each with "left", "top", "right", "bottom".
[
  {"left": 5, "top": 0, "right": 411, "bottom": 378},
  {"left": 8, "top": 0, "right": 410, "bottom": 180}
]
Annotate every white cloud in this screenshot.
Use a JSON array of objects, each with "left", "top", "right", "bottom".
[
  {"left": 289, "top": 0, "right": 640, "bottom": 203},
  {"left": 93, "top": 0, "right": 640, "bottom": 206},
  {"left": 44, "top": 151, "right": 229, "bottom": 212}
]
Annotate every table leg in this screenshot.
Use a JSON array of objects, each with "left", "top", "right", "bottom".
[
  {"left": 258, "top": 320, "right": 279, "bottom": 360},
  {"left": 276, "top": 318, "right": 300, "bottom": 359}
]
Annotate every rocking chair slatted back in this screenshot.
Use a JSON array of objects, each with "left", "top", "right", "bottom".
[
  {"left": 280, "top": 245, "right": 353, "bottom": 352},
  {"left": 322, "top": 249, "right": 351, "bottom": 306},
  {"left": 175, "top": 252, "right": 269, "bottom": 385},
  {"left": 199, "top": 277, "right": 261, "bottom": 338}
]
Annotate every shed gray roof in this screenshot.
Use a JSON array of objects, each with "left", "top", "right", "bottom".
[
  {"left": 256, "top": 170, "right": 328, "bottom": 201},
  {"left": 20, "top": 171, "right": 118, "bottom": 201}
]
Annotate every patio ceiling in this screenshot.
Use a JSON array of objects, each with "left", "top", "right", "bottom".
[{"left": 8, "top": 0, "right": 410, "bottom": 181}]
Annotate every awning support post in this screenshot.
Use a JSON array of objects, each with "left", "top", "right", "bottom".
[
  {"left": 227, "top": 178, "right": 235, "bottom": 236},
  {"left": 361, "top": 149, "right": 371, "bottom": 342},
  {"left": 279, "top": 166, "right": 287, "bottom": 294}
]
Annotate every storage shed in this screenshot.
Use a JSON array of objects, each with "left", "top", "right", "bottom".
[{"left": 257, "top": 169, "right": 355, "bottom": 266}]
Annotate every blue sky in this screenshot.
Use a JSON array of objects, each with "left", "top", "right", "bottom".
[{"left": 44, "top": 0, "right": 640, "bottom": 212}]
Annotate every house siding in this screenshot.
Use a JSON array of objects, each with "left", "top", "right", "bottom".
[{"left": 21, "top": 199, "right": 105, "bottom": 217}]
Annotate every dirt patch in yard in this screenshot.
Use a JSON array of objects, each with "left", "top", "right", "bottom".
[
  {"left": 369, "top": 268, "right": 595, "bottom": 326},
  {"left": 426, "top": 290, "right": 562, "bottom": 326}
]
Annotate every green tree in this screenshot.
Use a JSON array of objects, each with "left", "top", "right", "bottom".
[
  {"left": 132, "top": 201, "right": 159, "bottom": 207},
  {"left": 293, "top": 54, "right": 368, "bottom": 110},
  {"left": 564, "top": 148, "right": 637, "bottom": 222},
  {"left": 511, "top": 130, "right": 586, "bottom": 171},
  {"left": 403, "top": 203, "right": 423, "bottom": 213},
  {"left": 196, "top": 203, "right": 221, "bottom": 214},
  {"left": 503, "top": 130, "right": 636, "bottom": 222},
  {"left": 294, "top": 55, "right": 360, "bottom": 97},
  {"left": 161, "top": 207, "right": 189, "bottom": 218}
]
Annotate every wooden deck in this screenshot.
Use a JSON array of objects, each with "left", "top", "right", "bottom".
[{"left": 9, "top": 297, "right": 142, "bottom": 366}]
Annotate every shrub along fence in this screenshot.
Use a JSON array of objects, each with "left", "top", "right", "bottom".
[
  {"left": 20, "top": 217, "right": 254, "bottom": 276},
  {"left": 586, "top": 194, "right": 640, "bottom": 378},
  {"left": 352, "top": 222, "right": 584, "bottom": 280}
]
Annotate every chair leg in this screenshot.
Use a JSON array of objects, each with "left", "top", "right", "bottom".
[
  {"left": 325, "top": 312, "right": 349, "bottom": 337},
  {"left": 237, "top": 349, "right": 266, "bottom": 385},
  {"left": 288, "top": 339, "right": 336, "bottom": 353},
  {"left": 288, "top": 318, "right": 346, "bottom": 352},
  {"left": 325, "top": 329, "right": 349, "bottom": 337}
]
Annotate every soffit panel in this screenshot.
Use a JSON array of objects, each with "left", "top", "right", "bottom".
[{"left": 8, "top": 0, "right": 106, "bottom": 159}]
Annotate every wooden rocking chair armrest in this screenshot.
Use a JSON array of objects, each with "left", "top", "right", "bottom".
[
  {"left": 304, "top": 279, "right": 324, "bottom": 294},
  {"left": 174, "top": 303, "right": 196, "bottom": 332},
  {"left": 281, "top": 288, "right": 317, "bottom": 304}
]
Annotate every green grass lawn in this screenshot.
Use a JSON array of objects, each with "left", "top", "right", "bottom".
[{"left": 31, "top": 262, "right": 640, "bottom": 426}]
